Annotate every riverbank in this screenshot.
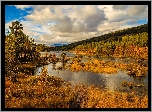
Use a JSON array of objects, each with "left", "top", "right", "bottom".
[{"left": 5, "top": 70, "right": 148, "bottom": 108}]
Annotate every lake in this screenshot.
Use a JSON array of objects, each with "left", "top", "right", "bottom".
[{"left": 34, "top": 51, "right": 148, "bottom": 95}]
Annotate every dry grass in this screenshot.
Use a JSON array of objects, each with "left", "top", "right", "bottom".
[
  {"left": 69, "top": 58, "right": 118, "bottom": 74},
  {"left": 103, "top": 67, "right": 117, "bottom": 74},
  {"left": 68, "top": 57, "right": 148, "bottom": 77},
  {"left": 5, "top": 68, "right": 148, "bottom": 108}
]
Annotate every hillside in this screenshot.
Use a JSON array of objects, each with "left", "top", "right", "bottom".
[{"left": 53, "top": 23, "right": 148, "bottom": 51}]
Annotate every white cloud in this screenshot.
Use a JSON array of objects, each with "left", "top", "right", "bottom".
[
  {"left": 5, "top": 5, "right": 148, "bottom": 46},
  {"left": 5, "top": 20, "right": 52, "bottom": 42},
  {"left": 14, "top": 5, "right": 34, "bottom": 10},
  {"left": 80, "top": 5, "right": 107, "bottom": 32},
  {"left": 25, "top": 5, "right": 107, "bottom": 32},
  {"left": 33, "top": 5, "right": 73, "bottom": 11},
  {"left": 50, "top": 19, "right": 73, "bottom": 32},
  {"left": 105, "top": 9, "right": 128, "bottom": 23},
  {"left": 97, "top": 20, "right": 127, "bottom": 35},
  {"left": 25, "top": 7, "right": 55, "bottom": 24},
  {"left": 127, "top": 5, "right": 148, "bottom": 16},
  {"left": 97, "top": 5, "right": 113, "bottom": 11},
  {"left": 112, "top": 5, "right": 128, "bottom": 10}
]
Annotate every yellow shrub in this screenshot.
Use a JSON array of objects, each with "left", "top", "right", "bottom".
[{"left": 103, "top": 67, "right": 118, "bottom": 74}]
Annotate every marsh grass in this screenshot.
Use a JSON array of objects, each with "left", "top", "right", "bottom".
[
  {"left": 5, "top": 67, "right": 148, "bottom": 108},
  {"left": 68, "top": 57, "right": 148, "bottom": 77}
]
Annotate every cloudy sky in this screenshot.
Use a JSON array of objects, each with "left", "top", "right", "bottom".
[{"left": 5, "top": 5, "right": 148, "bottom": 46}]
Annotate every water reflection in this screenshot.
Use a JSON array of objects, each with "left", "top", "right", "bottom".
[
  {"left": 34, "top": 61, "right": 148, "bottom": 94},
  {"left": 36, "top": 52, "right": 148, "bottom": 94}
]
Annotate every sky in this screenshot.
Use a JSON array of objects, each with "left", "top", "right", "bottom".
[{"left": 5, "top": 5, "right": 148, "bottom": 46}]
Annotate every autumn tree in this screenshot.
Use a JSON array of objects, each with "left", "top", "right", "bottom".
[{"left": 5, "top": 21, "right": 40, "bottom": 76}]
